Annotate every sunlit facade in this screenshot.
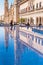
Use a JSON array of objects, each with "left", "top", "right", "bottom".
[
  {"left": 4, "top": 0, "right": 9, "bottom": 23},
  {"left": 4, "top": 0, "right": 43, "bottom": 25},
  {"left": 9, "top": 4, "right": 14, "bottom": 23},
  {"left": 19, "top": 0, "right": 43, "bottom": 25}
]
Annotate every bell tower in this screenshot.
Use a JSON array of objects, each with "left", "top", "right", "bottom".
[
  {"left": 4, "top": 0, "right": 9, "bottom": 23},
  {"left": 14, "top": 0, "right": 19, "bottom": 23}
]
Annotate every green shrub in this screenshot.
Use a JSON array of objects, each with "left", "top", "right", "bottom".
[{"left": 18, "top": 18, "right": 25, "bottom": 23}]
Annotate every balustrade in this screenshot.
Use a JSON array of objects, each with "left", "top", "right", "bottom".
[
  {"left": 19, "top": 28, "right": 43, "bottom": 47},
  {"left": 28, "top": 34, "right": 43, "bottom": 46},
  {"left": 19, "top": 6, "right": 43, "bottom": 14}
]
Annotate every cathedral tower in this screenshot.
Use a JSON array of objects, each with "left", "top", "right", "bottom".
[
  {"left": 4, "top": 0, "right": 9, "bottom": 23},
  {"left": 14, "top": 0, "right": 19, "bottom": 23}
]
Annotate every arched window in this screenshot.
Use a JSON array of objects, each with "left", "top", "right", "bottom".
[
  {"left": 39, "top": 17, "right": 41, "bottom": 24},
  {"left": 30, "top": 17, "right": 34, "bottom": 24},
  {"left": 36, "top": 17, "right": 38, "bottom": 24}
]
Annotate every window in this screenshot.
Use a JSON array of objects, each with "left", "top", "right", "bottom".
[
  {"left": 42, "top": 39, "right": 43, "bottom": 45},
  {"left": 36, "top": 17, "right": 38, "bottom": 24},
  {"left": 40, "top": 17, "right": 41, "bottom": 24},
  {"left": 26, "top": 8, "right": 27, "bottom": 12},
  {"left": 30, "top": 3, "right": 33, "bottom": 11},
  {"left": 38, "top": 38, "right": 40, "bottom": 44},
  {"left": 36, "top": 3, "right": 38, "bottom": 9},
  {"left": 21, "top": 8, "right": 27, "bottom": 13},
  {"left": 39, "top": 2, "right": 41, "bottom": 8},
  {"left": 36, "top": 38, "right": 37, "bottom": 43},
  {"left": 30, "top": 18, "right": 34, "bottom": 24},
  {"left": 33, "top": 5, "right": 34, "bottom": 10}
]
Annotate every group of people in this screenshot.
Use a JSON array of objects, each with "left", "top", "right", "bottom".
[{"left": 10, "top": 20, "right": 30, "bottom": 30}]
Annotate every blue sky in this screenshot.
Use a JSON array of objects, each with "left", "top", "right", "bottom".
[{"left": 0, "top": 0, "right": 14, "bottom": 16}]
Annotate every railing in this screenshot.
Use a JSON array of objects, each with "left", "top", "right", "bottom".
[{"left": 19, "top": 7, "right": 43, "bottom": 14}]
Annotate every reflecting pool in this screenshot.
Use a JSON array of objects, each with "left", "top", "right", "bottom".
[
  {"left": 32, "top": 28, "right": 43, "bottom": 35},
  {"left": 32, "top": 26, "right": 43, "bottom": 35},
  {"left": 0, "top": 27, "right": 43, "bottom": 65}
]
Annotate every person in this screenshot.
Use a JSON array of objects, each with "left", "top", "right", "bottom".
[
  {"left": 10, "top": 20, "right": 13, "bottom": 30},
  {"left": 25, "top": 21, "right": 30, "bottom": 26}
]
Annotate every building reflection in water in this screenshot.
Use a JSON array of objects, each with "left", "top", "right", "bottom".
[
  {"left": 4, "top": 27, "right": 9, "bottom": 49},
  {"left": 4, "top": 25, "right": 25, "bottom": 65},
  {"left": 14, "top": 25, "right": 24, "bottom": 65}
]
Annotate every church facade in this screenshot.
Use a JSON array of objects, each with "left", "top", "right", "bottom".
[{"left": 9, "top": 4, "right": 14, "bottom": 23}]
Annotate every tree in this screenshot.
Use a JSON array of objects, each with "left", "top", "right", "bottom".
[{"left": 18, "top": 18, "right": 25, "bottom": 24}]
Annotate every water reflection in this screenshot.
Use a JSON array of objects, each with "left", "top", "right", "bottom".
[
  {"left": 14, "top": 25, "right": 43, "bottom": 65},
  {"left": 14, "top": 25, "right": 20, "bottom": 65},
  {"left": 4, "top": 27, "right": 9, "bottom": 49},
  {"left": 0, "top": 27, "right": 14, "bottom": 65},
  {"left": 0, "top": 26, "right": 43, "bottom": 65},
  {"left": 14, "top": 25, "right": 25, "bottom": 65}
]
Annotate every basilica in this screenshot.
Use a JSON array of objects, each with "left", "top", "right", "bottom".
[{"left": 4, "top": 0, "right": 43, "bottom": 25}]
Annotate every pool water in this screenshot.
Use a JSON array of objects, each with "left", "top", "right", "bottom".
[
  {"left": 0, "top": 27, "right": 43, "bottom": 65},
  {"left": 32, "top": 28, "right": 43, "bottom": 35}
]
